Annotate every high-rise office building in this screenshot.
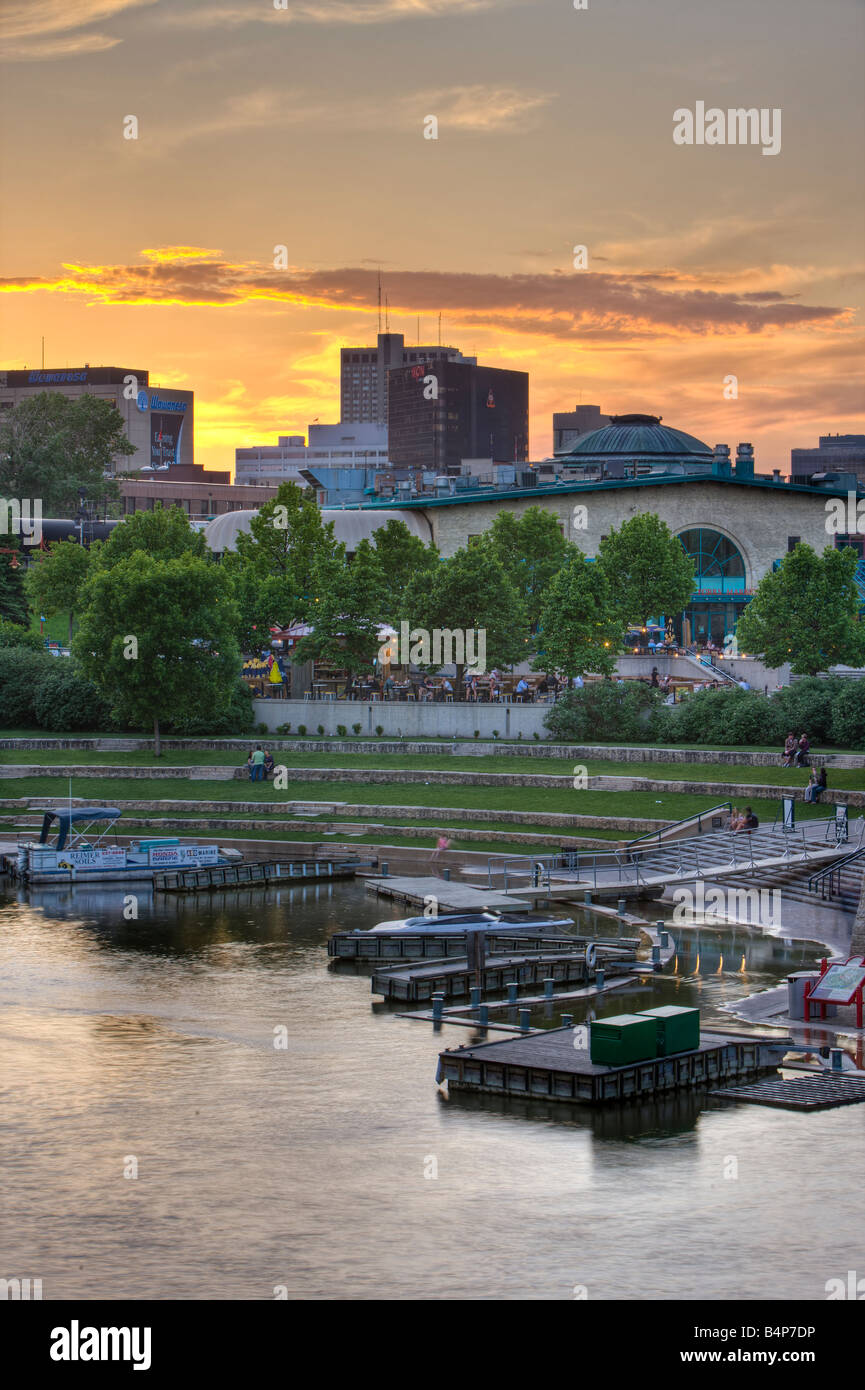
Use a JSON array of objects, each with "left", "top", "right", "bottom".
[
  {"left": 790, "top": 433, "right": 865, "bottom": 486},
  {"left": 387, "top": 359, "right": 529, "bottom": 474},
  {"left": 340, "top": 333, "right": 475, "bottom": 426}
]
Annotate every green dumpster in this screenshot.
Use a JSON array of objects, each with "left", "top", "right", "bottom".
[
  {"left": 589, "top": 1013, "right": 658, "bottom": 1066},
  {"left": 637, "top": 1005, "right": 700, "bottom": 1056}
]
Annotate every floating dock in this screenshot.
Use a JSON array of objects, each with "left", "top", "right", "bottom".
[
  {"left": 437, "top": 1026, "right": 789, "bottom": 1104},
  {"left": 364, "top": 876, "right": 533, "bottom": 912},
  {"left": 711, "top": 1072, "right": 865, "bottom": 1111},
  {"left": 153, "top": 858, "right": 360, "bottom": 892},
  {"left": 369, "top": 948, "right": 636, "bottom": 1002},
  {"left": 329, "top": 929, "right": 639, "bottom": 963}
]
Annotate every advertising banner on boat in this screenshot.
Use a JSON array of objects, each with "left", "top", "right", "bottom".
[
  {"left": 147, "top": 845, "right": 220, "bottom": 867},
  {"left": 32, "top": 848, "right": 128, "bottom": 872}
]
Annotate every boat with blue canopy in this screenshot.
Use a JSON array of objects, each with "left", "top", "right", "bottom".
[{"left": 16, "top": 806, "right": 241, "bottom": 884}]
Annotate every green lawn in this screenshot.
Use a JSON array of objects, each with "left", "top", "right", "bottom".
[
  {"left": 0, "top": 774, "right": 836, "bottom": 823},
  {"left": 1, "top": 747, "right": 862, "bottom": 789}
]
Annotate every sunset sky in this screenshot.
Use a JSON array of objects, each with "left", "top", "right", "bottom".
[{"left": 1, "top": 0, "right": 863, "bottom": 473}]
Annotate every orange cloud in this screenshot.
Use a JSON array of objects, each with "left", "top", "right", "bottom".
[{"left": 0, "top": 251, "right": 852, "bottom": 340}]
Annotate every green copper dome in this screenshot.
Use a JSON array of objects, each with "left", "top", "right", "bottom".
[{"left": 560, "top": 414, "right": 714, "bottom": 464}]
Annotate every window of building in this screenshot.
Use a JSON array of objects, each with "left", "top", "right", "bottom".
[{"left": 787, "top": 536, "right": 800, "bottom": 551}]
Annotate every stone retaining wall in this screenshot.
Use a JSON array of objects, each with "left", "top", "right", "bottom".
[
  {"left": 4, "top": 762, "right": 861, "bottom": 807},
  {"left": 3, "top": 735, "right": 863, "bottom": 767},
  {"left": 0, "top": 795, "right": 666, "bottom": 833}
]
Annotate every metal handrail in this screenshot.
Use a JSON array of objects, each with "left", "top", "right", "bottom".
[
  {"left": 808, "top": 842, "right": 865, "bottom": 900},
  {"left": 626, "top": 802, "right": 732, "bottom": 850}
]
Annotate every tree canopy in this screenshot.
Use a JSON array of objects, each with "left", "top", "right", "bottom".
[
  {"left": 92, "top": 505, "right": 207, "bottom": 569},
  {"left": 295, "top": 539, "right": 387, "bottom": 678},
  {"left": 735, "top": 542, "right": 865, "bottom": 675},
  {"left": 481, "top": 506, "right": 568, "bottom": 631},
  {"left": 73, "top": 552, "right": 240, "bottom": 755},
  {"left": 597, "top": 513, "right": 695, "bottom": 630},
  {"left": 0, "top": 392, "right": 129, "bottom": 514},
  {"left": 25, "top": 539, "right": 91, "bottom": 644},
  {"left": 401, "top": 544, "right": 527, "bottom": 690},
  {"left": 370, "top": 518, "right": 439, "bottom": 604},
  {"left": 535, "top": 548, "right": 624, "bottom": 678}
]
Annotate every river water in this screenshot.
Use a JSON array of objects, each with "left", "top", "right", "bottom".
[{"left": 1, "top": 881, "right": 862, "bottom": 1301}]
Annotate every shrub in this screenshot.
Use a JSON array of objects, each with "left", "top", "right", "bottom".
[
  {"left": 774, "top": 677, "right": 847, "bottom": 746},
  {"left": 352, "top": 723, "right": 362, "bottom": 736},
  {"left": 257, "top": 722, "right": 269, "bottom": 735},
  {"left": 533, "top": 731, "right": 540, "bottom": 741},
  {"left": 545, "top": 682, "right": 660, "bottom": 742},
  {"left": 297, "top": 723, "right": 307, "bottom": 736},
  {"left": 0, "top": 648, "right": 51, "bottom": 727},
  {"left": 275, "top": 722, "right": 292, "bottom": 735},
  {"left": 375, "top": 725, "right": 384, "bottom": 736},
  {"left": 829, "top": 681, "right": 865, "bottom": 750},
  {"left": 492, "top": 729, "right": 500, "bottom": 739},
  {"left": 336, "top": 724, "right": 347, "bottom": 737},
  {"left": 671, "top": 687, "right": 785, "bottom": 747},
  {"left": 317, "top": 724, "right": 325, "bottom": 736},
  {"left": 0, "top": 621, "right": 43, "bottom": 651},
  {"left": 473, "top": 729, "right": 480, "bottom": 738},
  {"left": 33, "top": 660, "right": 112, "bottom": 732}
]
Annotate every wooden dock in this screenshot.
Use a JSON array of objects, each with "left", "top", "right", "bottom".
[
  {"left": 437, "top": 1026, "right": 790, "bottom": 1105},
  {"left": 153, "top": 858, "right": 360, "bottom": 893},
  {"left": 371, "top": 948, "right": 609, "bottom": 1002}
]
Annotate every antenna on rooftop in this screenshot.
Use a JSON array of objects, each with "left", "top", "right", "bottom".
[
  {"left": 377, "top": 271, "right": 382, "bottom": 334},
  {"left": 438, "top": 312, "right": 441, "bottom": 346},
  {"left": 385, "top": 294, "right": 390, "bottom": 332}
]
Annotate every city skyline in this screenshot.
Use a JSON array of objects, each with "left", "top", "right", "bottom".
[{"left": 1, "top": 0, "right": 863, "bottom": 472}]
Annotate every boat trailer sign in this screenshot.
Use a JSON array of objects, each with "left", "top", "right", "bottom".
[
  {"left": 33, "top": 848, "right": 128, "bottom": 872},
  {"left": 147, "top": 845, "right": 220, "bottom": 867}
]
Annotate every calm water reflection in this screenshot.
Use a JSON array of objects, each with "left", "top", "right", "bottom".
[{"left": 1, "top": 882, "right": 862, "bottom": 1300}]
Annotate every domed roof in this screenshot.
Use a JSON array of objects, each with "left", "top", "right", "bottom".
[{"left": 560, "top": 414, "right": 714, "bottom": 463}]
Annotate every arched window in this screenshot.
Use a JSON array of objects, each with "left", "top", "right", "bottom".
[{"left": 678, "top": 528, "right": 745, "bottom": 589}]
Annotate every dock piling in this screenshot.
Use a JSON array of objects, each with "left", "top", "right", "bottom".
[
  {"left": 544, "top": 977, "right": 554, "bottom": 999},
  {"left": 561, "top": 1013, "right": 573, "bottom": 1028},
  {"left": 507, "top": 981, "right": 518, "bottom": 1004},
  {"left": 518, "top": 1008, "right": 531, "bottom": 1032},
  {"left": 595, "top": 968, "right": 605, "bottom": 990},
  {"left": 432, "top": 992, "right": 445, "bottom": 1021},
  {"left": 478, "top": 1004, "right": 489, "bottom": 1027}
]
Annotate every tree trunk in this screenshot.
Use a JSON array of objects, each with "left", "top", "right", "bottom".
[
  {"left": 852, "top": 872, "right": 865, "bottom": 959},
  {"left": 154, "top": 716, "right": 161, "bottom": 759},
  {"left": 68, "top": 611, "right": 74, "bottom": 646}
]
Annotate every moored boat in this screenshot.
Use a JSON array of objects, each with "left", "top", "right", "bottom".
[
  {"left": 367, "top": 910, "right": 574, "bottom": 935},
  {"left": 16, "top": 807, "right": 241, "bottom": 884}
]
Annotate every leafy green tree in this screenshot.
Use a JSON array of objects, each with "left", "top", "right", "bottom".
[
  {"left": 597, "top": 512, "right": 695, "bottom": 633},
  {"left": 0, "top": 392, "right": 129, "bottom": 513},
  {"left": 535, "top": 549, "right": 624, "bottom": 679},
  {"left": 295, "top": 539, "right": 387, "bottom": 681},
  {"left": 73, "top": 553, "right": 240, "bottom": 755},
  {"left": 0, "top": 647, "right": 50, "bottom": 727},
  {"left": 735, "top": 543, "right": 865, "bottom": 676},
  {"left": 482, "top": 507, "right": 568, "bottom": 631},
  {"left": 0, "top": 530, "right": 28, "bottom": 625},
  {"left": 0, "top": 618, "right": 43, "bottom": 650},
  {"left": 401, "top": 545, "right": 527, "bottom": 694},
  {"left": 24, "top": 539, "right": 91, "bottom": 644},
  {"left": 371, "top": 519, "right": 439, "bottom": 605},
  {"left": 92, "top": 506, "right": 207, "bottom": 569},
  {"left": 222, "top": 482, "right": 340, "bottom": 646}
]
